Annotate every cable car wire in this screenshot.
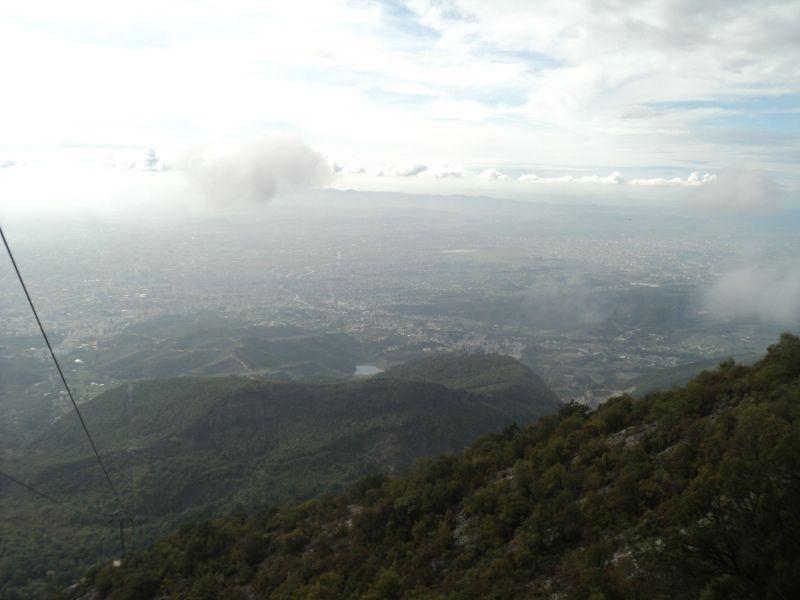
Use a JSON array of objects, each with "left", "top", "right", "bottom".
[
  {"left": 0, "top": 224, "right": 127, "bottom": 515},
  {"left": 0, "top": 468, "right": 62, "bottom": 505}
]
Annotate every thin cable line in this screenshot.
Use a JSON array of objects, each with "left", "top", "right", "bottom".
[
  {"left": 0, "top": 224, "right": 126, "bottom": 514},
  {"left": 0, "top": 468, "right": 62, "bottom": 505},
  {"left": 0, "top": 468, "right": 133, "bottom": 532}
]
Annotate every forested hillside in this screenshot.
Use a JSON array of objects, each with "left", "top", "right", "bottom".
[
  {"left": 380, "top": 353, "right": 558, "bottom": 407},
  {"left": 71, "top": 334, "right": 800, "bottom": 599},
  {"left": 0, "top": 354, "right": 557, "bottom": 598}
]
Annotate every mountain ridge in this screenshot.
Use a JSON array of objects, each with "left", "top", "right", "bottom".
[{"left": 0, "top": 352, "right": 559, "bottom": 597}]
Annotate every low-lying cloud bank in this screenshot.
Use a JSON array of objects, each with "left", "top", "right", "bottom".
[
  {"left": 704, "top": 260, "right": 800, "bottom": 324},
  {"left": 102, "top": 148, "right": 168, "bottom": 172},
  {"left": 695, "top": 169, "right": 784, "bottom": 212},
  {"left": 98, "top": 136, "right": 331, "bottom": 206},
  {"left": 0, "top": 136, "right": 333, "bottom": 217},
  {"left": 628, "top": 172, "right": 718, "bottom": 187},
  {"left": 96, "top": 149, "right": 782, "bottom": 215},
  {"left": 333, "top": 162, "right": 471, "bottom": 179},
  {"left": 478, "top": 168, "right": 511, "bottom": 181},
  {"left": 520, "top": 171, "right": 627, "bottom": 184},
  {"left": 333, "top": 162, "right": 720, "bottom": 188}
]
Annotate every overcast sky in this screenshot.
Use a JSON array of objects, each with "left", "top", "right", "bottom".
[{"left": 1, "top": 0, "right": 799, "bottom": 209}]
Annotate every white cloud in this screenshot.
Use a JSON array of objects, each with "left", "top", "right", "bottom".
[
  {"left": 422, "top": 163, "right": 471, "bottom": 178},
  {"left": 0, "top": 0, "right": 797, "bottom": 200},
  {"left": 388, "top": 163, "right": 430, "bottom": 177},
  {"left": 336, "top": 161, "right": 472, "bottom": 179},
  {"left": 694, "top": 169, "right": 784, "bottom": 212},
  {"left": 518, "top": 171, "right": 626, "bottom": 184},
  {"left": 0, "top": 160, "right": 16, "bottom": 169},
  {"left": 335, "top": 165, "right": 728, "bottom": 192},
  {"left": 477, "top": 168, "right": 510, "bottom": 180},
  {"left": 331, "top": 162, "right": 368, "bottom": 175},
  {"left": 705, "top": 261, "right": 800, "bottom": 324},
  {"left": 102, "top": 148, "right": 168, "bottom": 172},
  {"left": 514, "top": 170, "right": 731, "bottom": 189},
  {"left": 628, "top": 172, "right": 717, "bottom": 187},
  {"left": 178, "top": 135, "right": 331, "bottom": 205},
  {"left": 581, "top": 172, "right": 625, "bottom": 185}
]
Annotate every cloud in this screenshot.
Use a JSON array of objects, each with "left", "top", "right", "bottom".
[
  {"left": 2, "top": 0, "right": 799, "bottom": 193},
  {"left": 516, "top": 170, "right": 727, "bottom": 188},
  {"left": 179, "top": 135, "right": 332, "bottom": 205},
  {"left": 102, "top": 148, "right": 168, "bottom": 171},
  {"left": 581, "top": 172, "right": 625, "bottom": 185},
  {"left": 333, "top": 161, "right": 475, "bottom": 178},
  {"left": 477, "top": 168, "right": 510, "bottom": 180},
  {"left": 694, "top": 169, "right": 784, "bottom": 212},
  {"left": 519, "top": 171, "right": 625, "bottom": 184},
  {"left": 422, "top": 163, "right": 471, "bottom": 178},
  {"left": 365, "top": 162, "right": 471, "bottom": 178},
  {"left": 388, "top": 162, "right": 430, "bottom": 177},
  {"left": 331, "top": 162, "right": 367, "bottom": 175},
  {"left": 355, "top": 164, "right": 423, "bottom": 177},
  {"left": 704, "top": 260, "right": 800, "bottom": 324},
  {"left": 338, "top": 164, "right": 727, "bottom": 191},
  {"left": 0, "top": 160, "right": 15, "bottom": 169},
  {"left": 628, "top": 172, "right": 717, "bottom": 187}
]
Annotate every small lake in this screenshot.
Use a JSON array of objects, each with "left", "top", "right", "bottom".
[{"left": 355, "top": 364, "right": 383, "bottom": 376}]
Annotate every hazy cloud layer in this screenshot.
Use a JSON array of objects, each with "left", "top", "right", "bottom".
[
  {"left": 102, "top": 148, "right": 168, "bottom": 172},
  {"left": 695, "top": 169, "right": 784, "bottom": 212},
  {"left": 0, "top": 160, "right": 16, "bottom": 169},
  {"left": 705, "top": 261, "right": 800, "bottom": 324},
  {"left": 519, "top": 171, "right": 625, "bottom": 184},
  {"left": 2, "top": 1, "right": 797, "bottom": 202},
  {"left": 336, "top": 164, "right": 723, "bottom": 188},
  {"left": 517, "top": 171, "right": 720, "bottom": 186},
  {"left": 180, "top": 136, "right": 332, "bottom": 205},
  {"left": 629, "top": 172, "right": 717, "bottom": 187},
  {"left": 388, "top": 163, "right": 429, "bottom": 177},
  {"left": 349, "top": 162, "right": 473, "bottom": 179},
  {"left": 478, "top": 168, "right": 510, "bottom": 180},
  {"left": 423, "top": 164, "right": 471, "bottom": 179}
]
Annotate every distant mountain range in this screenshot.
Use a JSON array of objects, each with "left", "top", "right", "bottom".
[
  {"left": 0, "top": 353, "right": 559, "bottom": 597},
  {"left": 66, "top": 334, "right": 800, "bottom": 600}
]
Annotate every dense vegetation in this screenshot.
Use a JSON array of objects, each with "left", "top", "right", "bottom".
[
  {"left": 71, "top": 333, "right": 800, "bottom": 599},
  {"left": 0, "top": 354, "right": 558, "bottom": 598},
  {"left": 380, "top": 353, "right": 558, "bottom": 406}
]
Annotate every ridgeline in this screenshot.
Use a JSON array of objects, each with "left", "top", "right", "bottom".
[{"left": 0, "top": 353, "right": 559, "bottom": 598}]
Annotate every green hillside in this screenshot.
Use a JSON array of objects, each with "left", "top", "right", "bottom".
[
  {"left": 381, "top": 353, "right": 558, "bottom": 402},
  {"left": 71, "top": 333, "right": 800, "bottom": 599},
  {"left": 629, "top": 352, "right": 760, "bottom": 397},
  {"left": 0, "top": 354, "right": 557, "bottom": 598}
]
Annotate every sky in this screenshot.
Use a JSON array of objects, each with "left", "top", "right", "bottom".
[{"left": 1, "top": 0, "right": 799, "bottom": 211}]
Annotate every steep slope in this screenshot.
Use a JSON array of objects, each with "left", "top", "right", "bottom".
[
  {"left": 0, "top": 354, "right": 557, "bottom": 597},
  {"left": 73, "top": 334, "right": 800, "bottom": 600}
]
